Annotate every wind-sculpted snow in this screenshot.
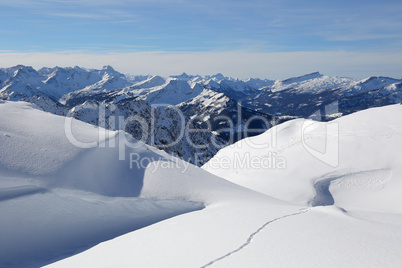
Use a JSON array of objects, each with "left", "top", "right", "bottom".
[
  {"left": 0, "top": 101, "right": 208, "bottom": 266},
  {"left": 2, "top": 101, "right": 402, "bottom": 267},
  {"left": 0, "top": 178, "right": 204, "bottom": 267},
  {"left": 204, "top": 104, "right": 402, "bottom": 211},
  {"left": 196, "top": 104, "right": 402, "bottom": 267},
  {"left": 0, "top": 101, "right": 294, "bottom": 267},
  {"left": 0, "top": 185, "right": 48, "bottom": 202}
]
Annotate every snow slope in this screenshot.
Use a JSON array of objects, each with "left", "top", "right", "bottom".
[
  {"left": 49, "top": 104, "right": 402, "bottom": 267},
  {"left": 201, "top": 104, "right": 402, "bottom": 267},
  {"left": 203, "top": 104, "right": 402, "bottom": 211},
  {"left": 0, "top": 101, "right": 209, "bottom": 266},
  {"left": 0, "top": 101, "right": 298, "bottom": 267}
]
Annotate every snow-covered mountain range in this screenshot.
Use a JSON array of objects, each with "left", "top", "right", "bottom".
[{"left": 1, "top": 65, "right": 401, "bottom": 165}]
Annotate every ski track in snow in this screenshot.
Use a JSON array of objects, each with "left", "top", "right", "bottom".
[{"left": 200, "top": 208, "right": 310, "bottom": 268}]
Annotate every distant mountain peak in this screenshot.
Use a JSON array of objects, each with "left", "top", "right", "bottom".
[
  {"left": 102, "top": 65, "right": 115, "bottom": 72},
  {"left": 281, "top": 72, "right": 323, "bottom": 84},
  {"left": 171, "top": 72, "right": 202, "bottom": 81},
  {"left": 4, "top": 65, "right": 36, "bottom": 76},
  {"left": 360, "top": 76, "right": 398, "bottom": 84},
  {"left": 207, "top": 73, "right": 226, "bottom": 81},
  {"left": 172, "top": 72, "right": 190, "bottom": 78}
]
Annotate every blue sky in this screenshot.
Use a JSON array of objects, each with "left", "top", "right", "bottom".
[{"left": 1, "top": 0, "right": 402, "bottom": 79}]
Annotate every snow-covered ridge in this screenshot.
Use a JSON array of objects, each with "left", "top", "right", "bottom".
[
  {"left": 269, "top": 72, "right": 357, "bottom": 93},
  {"left": 342, "top": 76, "right": 401, "bottom": 96},
  {"left": 2, "top": 65, "right": 400, "bottom": 105},
  {"left": 281, "top": 71, "right": 323, "bottom": 84}
]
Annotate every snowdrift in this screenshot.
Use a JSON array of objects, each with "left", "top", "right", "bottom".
[
  {"left": 0, "top": 101, "right": 291, "bottom": 267},
  {"left": 204, "top": 104, "right": 402, "bottom": 212},
  {"left": 2, "top": 101, "right": 402, "bottom": 267},
  {"left": 52, "top": 104, "right": 402, "bottom": 267}
]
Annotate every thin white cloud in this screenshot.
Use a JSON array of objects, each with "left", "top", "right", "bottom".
[
  {"left": 0, "top": 0, "right": 184, "bottom": 7},
  {"left": 50, "top": 12, "right": 105, "bottom": 19},
  {"left": 328, "top": 34, "right": 402, "bottom": 42},
  {"left": 0, "top": 50, "right": 401, "bottom": 79},
  {"left": 0, "top": 0, "right": 141, "bottom": 20}
]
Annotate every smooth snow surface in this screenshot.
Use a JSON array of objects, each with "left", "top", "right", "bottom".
[
  {"left": 1, "top": 101, "right": 402, "bottom": 267},
  {"left": 0, "top": 101, "right": 292, "bottom": 267},
  {"left": 201, "top": 104, "right": 402, "bottom": 267},
  {"left": 0, "top": 101, "right": 208, "bottom": 266},
  {"left": 203, "top": 104, "right": 402, "bottom": 211}
]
